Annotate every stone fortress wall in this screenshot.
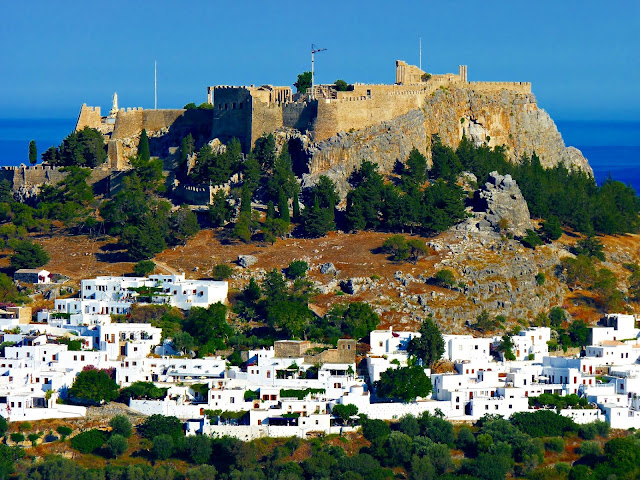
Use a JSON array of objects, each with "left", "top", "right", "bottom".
[{"left": 206, "top": 61, "right": 533, "bottom": 150}]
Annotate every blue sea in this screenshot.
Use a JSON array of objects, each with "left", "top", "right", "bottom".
[{"left": 0, "top": 117, "right": 638, "bottom": 194}]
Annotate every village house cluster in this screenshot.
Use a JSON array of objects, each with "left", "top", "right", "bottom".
[{"left": 0, "top": 273, "right": 639, "bottom": 439}]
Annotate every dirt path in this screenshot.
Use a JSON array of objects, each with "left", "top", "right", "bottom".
[{"left": 153, "top": 259, "right": 180, "bottom": 276}]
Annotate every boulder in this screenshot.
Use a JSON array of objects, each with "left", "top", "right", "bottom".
[
  {"left": 238, "top": 255, "right": 258, "bottom": 268},
  {"left": 474, "top": 171, "right": 533, "bottom": 237},
  {"left": 319, "top": 262, "right": 336, "bottom": 275}
]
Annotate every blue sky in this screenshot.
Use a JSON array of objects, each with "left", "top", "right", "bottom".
[{"left": 2, "top": 0, "right": 638, "bottom": 121}]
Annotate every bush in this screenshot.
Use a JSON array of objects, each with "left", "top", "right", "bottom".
[
  {"left": 535, "top": 273, "right": 546, "bottom": 286},
  {"left": 18, "top": 422, "right": 31, "bottom": 432},
  {"left": 521, "top": 229, "right": 543, "bottom": 249},
  {"left": 434, "top": 269, "right": 456, "bottom": 288},
  {"left": 0, "top": 416, "right": 7, "bottom": 437},
  {"left": 577, "top": 440, "right": 602, "bottom": 457},
  {"left": 109, "top": 415, "right": 132, "bottom": 438},
  {"left": 286, "top": 260, "right": 308, "bottom": 280},
  {"left": 545, "top": 437, "right": 565, "bottom": 453},
  {"left": 105, "top": 434, "right": 128, "bottom": 458},
  {"left": 510, "top": 410, "right": 577, "bottom": 437},
  {"left": 133, "top": 260, "right": 155, "bottom": 276},
  {"left": 70, "top": 429, "right": 107, "bottom": 453},
  {"left": 140, "top": 414, "right": 183, "bottom": 442},
  {"left": 10, "top": 433, "right": 24, "bottom": 443},
  {"left": 56, "top": 425, "right": 73, "bottom": 440},
  {"left": 152, "top": 434, "right": 174, "bottom": 460},
  {"left": 212, "top": 263, "right": 233, "bottom": 281},
  {"left": 27, "top": 433, "right": 40, "bottom": 446}
]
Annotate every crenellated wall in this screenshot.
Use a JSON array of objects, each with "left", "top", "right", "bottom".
[{"left": 76, "top": 104, "right": 102, "bottom": 130}]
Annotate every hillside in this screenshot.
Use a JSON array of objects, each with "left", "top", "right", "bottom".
[{"left": 24, "top": 226, "right": 640, "bottom": 333}]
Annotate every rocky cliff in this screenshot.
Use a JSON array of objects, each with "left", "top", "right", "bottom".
[{"left": 303, "top": 86, "right": 592, "bottom": 196}]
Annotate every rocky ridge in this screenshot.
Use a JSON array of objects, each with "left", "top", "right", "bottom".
[{"left": 302, "top": 86, "right": 592, "bottom": 196}]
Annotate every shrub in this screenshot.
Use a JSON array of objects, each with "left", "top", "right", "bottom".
[
  {"left": 212, "top": 263, "right": 233, "bottom": 281},
  {"left": 545, "top": 437, "right": 565, "bottom": 453},
  {"left": 27, "top": 433, "right": 40, "bottom": 446},
  {"left": 535, "top": 273, "right": 546, "bottom": 286},
  {"left": 18, "top": 422, "right": 31, "bottom": 432},
  {"left": 434, "top": 269, "right": 456, "bottom": 288},
  {"left": 286, "top": 260, "right": 308, "bottom": 280},
  {"left": 184, "top": 435, "right": 212, "bottom": 464},
  {"left": 109, "top": 415, "right": 132, "bottom": 438},
  {"left": 510, "top": 410, "right": 577, "bottom": 437},
  {"left": 56, "top": 425, "right": 73, "bottom": 440},
  {"left": 521, "top": 229, "right": 543, "bottom": 249},
  {"left": 10, "top": 433, "right": 24, "bottom": 443},
  {"left": 140, "top": 414, "right": 183, "bottom": 442},
  {"left": 70, "top": 429, "right": 107, "bottom": 454},
  {"left": 68, "top": 368, "right": 119, "bottom": 404},
  {"left": 577, "top": 440, "right": 602, "bottom": 457},
  {"left": 105, "top": 434, "right": 128, "bottom": 458},
  {"left": 0, "top": 416, "right": 7, "bottom": 437}
]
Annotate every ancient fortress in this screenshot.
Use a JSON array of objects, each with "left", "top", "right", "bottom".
[{"left": 29, "top": 59, "right": 584, "bottom": 200}]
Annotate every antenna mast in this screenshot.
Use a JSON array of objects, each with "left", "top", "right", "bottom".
[
  {"left": 154, "top": 60, "right": 157, "bottom": 109},
  {"left": 311, "top": 43, "right": 327, "bottom": 100},
  {"left": 419, "top": 37, "right": 422, "bottom": 71}
]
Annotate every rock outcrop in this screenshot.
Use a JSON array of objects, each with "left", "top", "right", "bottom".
[
  {"left": 474, "top": 171, "right": 533, "bottom": 237},
  {"left": 302, "top": 86, "right": 591, "bottom": 197}
]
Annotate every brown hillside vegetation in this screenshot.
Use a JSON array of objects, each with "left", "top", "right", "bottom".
[{"left": 15, "top": 228, "right": 638, "bottom": 332}]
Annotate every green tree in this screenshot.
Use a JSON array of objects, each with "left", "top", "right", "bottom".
[
  {"left": 68, "top": 368, "right": 119, "bottom": 404},
  {"left": 171, "top": 331, "right": 195, "bottom": 354},
  {"left": 184, "top": 103, "right": 197, "bottom": 110},
  {"left": 212, "top": 263, "right": 234, "bottom": 280},
  {"left": 28, "top": 140, "right": 37, "bottom": 165},
  {"left": 498, "top": 334, "right": 516, "bottom": 360},
  {"left": 138, "top": 129, "right": 150, "bottom": 162},
  {"left": 407, "top": 316, "right": 445, "bottom": 367},
  {"left": 105, "top": 434, "right": 128, "bottom": 458},
  {"left": 110, "top": 414, "right": 133, "bottom": 438},
  {"left": 334, "top": 79, "right": 349, "bottom": 91},
  {"left": 572, "top": 236, "right": 606, "bottom": 261},
  {"left": 286, "top": 260, "right": 308, "bottom": 280},
  {"left": 542, "top": 215, "right": 563, "bottom": 241},
  {"left": 375, "top": 365, "right": 433, "bottom": 402},
  {"left": 294, "top": 71, "right": 312, "bottom": 93},
  {"left": 133, "top": 260, "right": 155, "bottom": 276},
  {"left": 184, "top": 435, "right": 212, "bottom": 464},
  {"left": 208, "top": 189, "right": 233, "bottom": 227},
  {"left": 183, "top": 303, "right": 232, "bottom": 353},
  {"left": 433, "top": 269, "right": 456, "bottom": 288},
  {"left": 331, "top": 404, "right": 358, "bottom": 425},
  {"left": 10, "top": 240, "right": 49, "bottom": 269},
  {"left": 521, "top": 229, "right": 543, "bottom": 249},
  {"left": 169, "top": 205, "right": 200, "bottom": 245},
  {"left": 70, "top": 429, "right": 107, "bottom": 453},
  {"left": 302, "top": 195, "right": 335, "bottom": 237},
  {"left": 152, "top": 434, "right": 174, "bottom": 460},
  {"left": 140, "top": 414, "right": 184, "bottom": 442},
  {"left": 341, "top": 302, "right": 380, "bottom": 340},
  {"left": 382, "top": 235, "right": 409, "bottom": 261}
]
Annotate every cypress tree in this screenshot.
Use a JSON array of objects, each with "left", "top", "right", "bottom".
[
  {"left": 138, "top": 129, "right": 150, "bottom": 162},
  {"left": 277, "top": 187, "right": 290, "bottom": 223},
  {"left": 28, "top": 140, "right": 37, "bottom": 165},
  {"left": 292, "top": 193, "right": 300, "bottom": 220},
  {"left": 266, "top": 201, "right": 276, "bottom": 220}
]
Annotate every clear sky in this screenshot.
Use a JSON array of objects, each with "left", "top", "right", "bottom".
[{"left": 2, "top": 0, "right": 638, "bottom": 121}]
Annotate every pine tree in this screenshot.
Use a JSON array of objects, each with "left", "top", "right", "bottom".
[
  {"left": 28, "top": 140, "right": 37, "bottom": 165},
  {"left": 138, "top": 129, "right": 150, "bottom": 162}
]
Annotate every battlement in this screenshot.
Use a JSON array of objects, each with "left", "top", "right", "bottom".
[{"left": 0, "top": 165, "right": 65, "bottom": 172}]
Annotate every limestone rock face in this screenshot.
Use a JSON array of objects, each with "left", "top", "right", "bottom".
[
  {"left": 475, "top": 171, "right": 533, "bottom": 237},
  {"left": 302, "top": 86, "right": 592, "bottom": 198}
]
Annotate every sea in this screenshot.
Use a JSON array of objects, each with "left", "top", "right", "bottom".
[{"left": 0, "top": 118, "right": 638, "bottom": 195}]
